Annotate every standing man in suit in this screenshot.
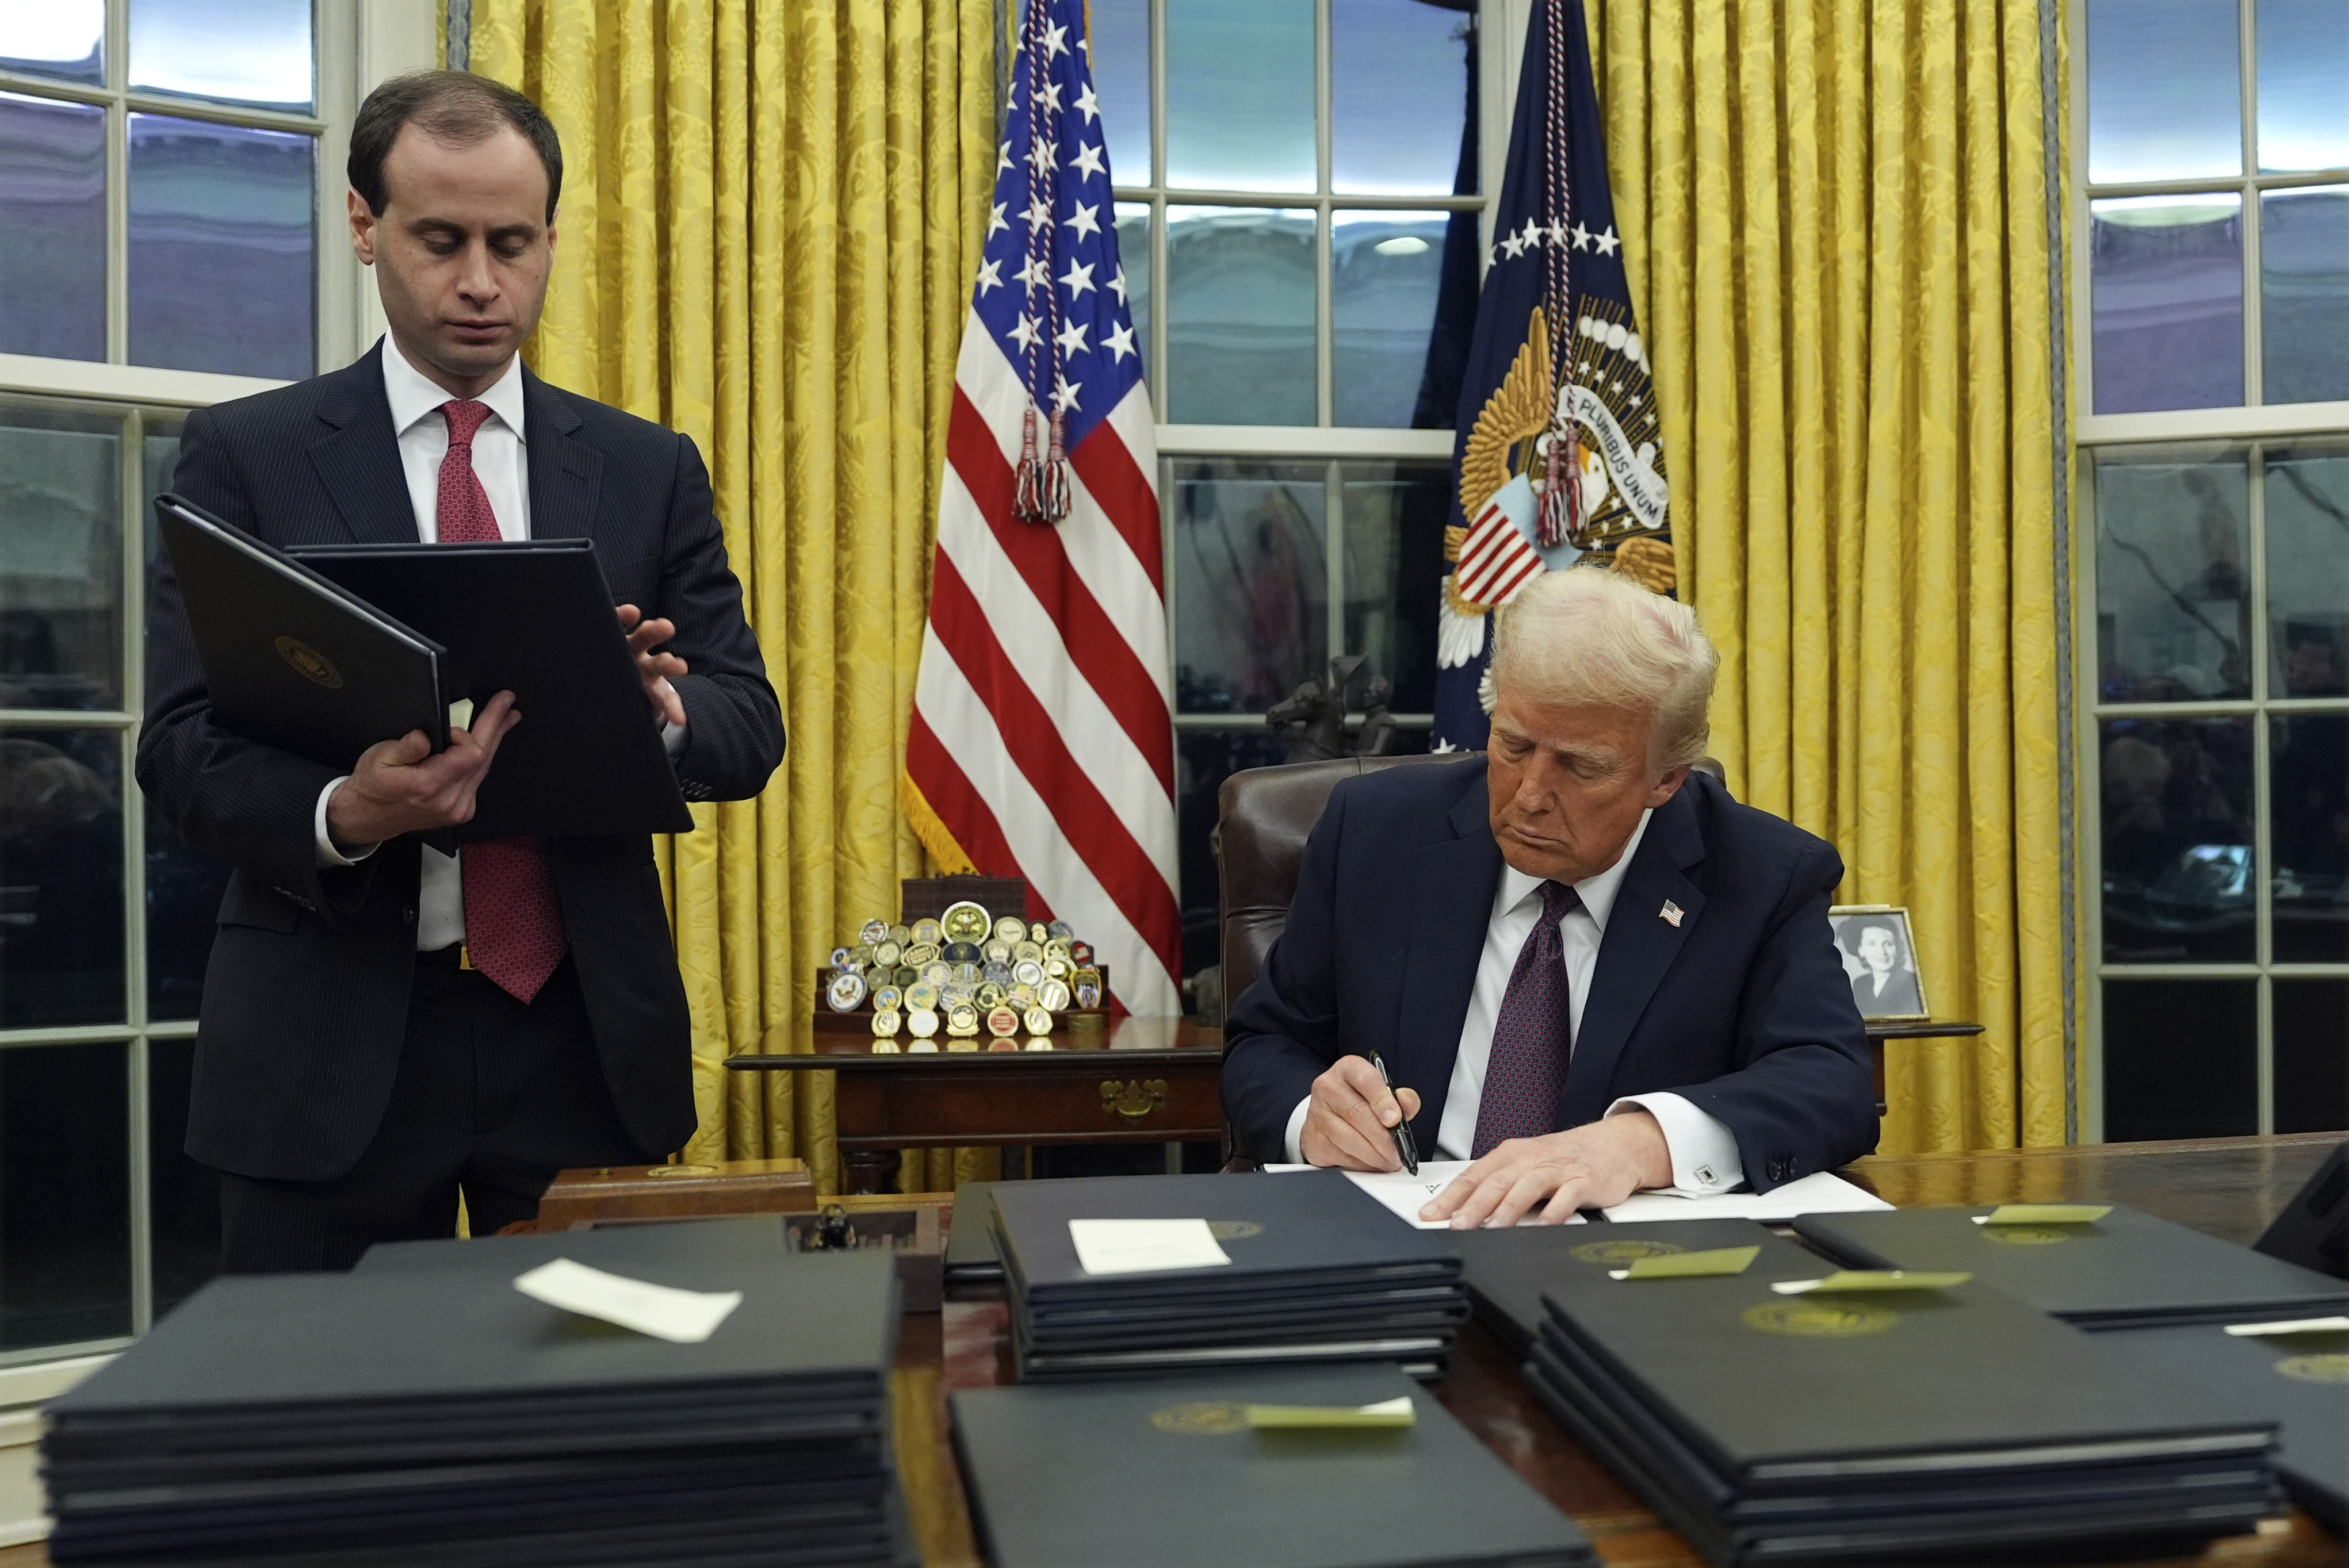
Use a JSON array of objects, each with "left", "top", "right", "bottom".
[
  {"left": 1221, "top": 568, "right": 1875, "bottom": 1226},
  {"left": 138, "top": 71, "right": 784, "bottom": 1272}
]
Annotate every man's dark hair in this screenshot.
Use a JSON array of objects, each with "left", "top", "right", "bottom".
[{"left": 349, "top": 70, "right": 563, "bottom": 224}]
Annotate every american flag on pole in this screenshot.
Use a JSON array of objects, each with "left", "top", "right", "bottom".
[{"left": 902, "top": 0, "right": 1181, "bottom": 1017}]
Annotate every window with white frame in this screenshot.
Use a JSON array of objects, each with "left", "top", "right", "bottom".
[
  {"left": 0, "top": 0, "right": 391, "bottom": 1360},
  {"left": 2074, "top": 0, "right": 2349, "bottom": 1141},
  {"left": 1091, "top": 0, "right": 1491, "bottom": 998}
]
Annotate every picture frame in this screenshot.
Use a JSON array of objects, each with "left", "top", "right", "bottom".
[{"left": 1827, "top": 904, "right": 1931, "bottom": 1022}]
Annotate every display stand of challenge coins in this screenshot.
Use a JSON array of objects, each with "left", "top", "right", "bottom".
[{"left": 814, "top": 880, "right": 1110, "bottom": 1053}]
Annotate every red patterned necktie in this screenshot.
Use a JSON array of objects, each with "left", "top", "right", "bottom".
[
  {"left": 1471, "top": 880, "right": 1581, "bottom": 1158},
  {"left": 437, "top": 398, "right": 566, "bottom": 1003}
]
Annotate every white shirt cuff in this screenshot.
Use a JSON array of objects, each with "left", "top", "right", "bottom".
[
  {"left": 313, "top": 777, "right": 378, "bottom": 867},
  {"left": 1606, "top": 1092, "right": 1744, "bottom": 1194},
  {"left": 661, "top": 716, "right": 688, "bottom": 757},
  {"left": 1282, "top": 1096, "right": 1313, "bottom": 1166}
]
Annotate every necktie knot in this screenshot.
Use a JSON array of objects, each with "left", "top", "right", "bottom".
[
  {"left": 441, "top": 398, "right": 492, "bottom": 448},
  {"left": 1541, "top": 879, "right": 1581, "bottom": 923}
]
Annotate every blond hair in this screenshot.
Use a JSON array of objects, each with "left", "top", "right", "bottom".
[{"left": 1490, "top": 567, "right": 1719, "bottom": 770}]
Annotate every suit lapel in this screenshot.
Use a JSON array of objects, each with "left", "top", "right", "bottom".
[
  {"left": 305, "top": 344, "right": 422, "bottom": 545},
  {"left": 521, "top": 366, "right": 602, "bottom": 542},
  {"left": 1560, "top": 787, "right": 1709, "bottom": 1126},
  {"left": 1395, "top": 771, "right": 1502, "bottom": 1144}
]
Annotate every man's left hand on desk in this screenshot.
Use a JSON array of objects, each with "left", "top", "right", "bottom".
[
  {"left": 618, "top": 603, "right": 690, "bottom": 727},
  {"left": 1418, "top": 1107, "right": 1672, "bottom": 1228}
]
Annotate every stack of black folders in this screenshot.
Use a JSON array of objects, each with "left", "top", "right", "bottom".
[
  {"left": 41, "top": 1218, "right": 917, "bottom": 1567},
  {"left": 951, "top": 1366, "right": 1594, "bottom": 1568},
  {"left": 986, "top": 1170, "right": 1468, "bottom": 1381},
  {"left": 1795, "top": 1203, "right": 2349, "bottom": 1532},
  {"left": 1453, "top": 1218, "right": 2282, "bottom": 1566}
]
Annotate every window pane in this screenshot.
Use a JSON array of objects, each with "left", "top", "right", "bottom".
[
  {"left": 1340, "top": 461, "right": 1448, "bottom": 712},
  {"left": 1091, "top": 0, "right": 1150, "bottom": 188},
  {"left": 1332, "top": 211, "right": 1449, "bottom": 427},
  {"left": 128, "top": 113, "right": 316, "bottom": 381},
  {"left": 1, "top": 727, "right": 125, "bottom": 1027},
  {"left": 1115, "top": 202, "right": 1151, "bottom": 382},
  {"left": 1, "top": 1042, "right": 130, "bottom": 1350},
  {"left": 2266, "top": 450, "right": 2349, "bottom": 702},
  {"left": 1165, "top": 0, "right": 1314, "bottom": 193},
  {"left": 148, "top": 1038, "right": 221, "bottom": 1317},
  {"left": 0, "top": 407, "right": 122, "bottom": 712},
  {"left": 0, "top": 91, "right": 106, "bottom": 363},
  {"left": 2099, "top": 716, "right": 2255, "bottom": 964},
  {"left": 2260, "top": 187, "right": 2349, "bottom": 407},
  {"left": 141, "top": 416, "right": 184, "bottom": 568},
  {"left": 1171, "top": 459, "right": 1326, "bottom": 714},
  {"left": 2084, "top": 0, "right": 2241, "bottom": 185},
  {"left": 2102, "top": 979, "right": 2257, "bottom": 1141},
  {"left": 2257, "top": 0, "right": 2349, "bottom": 173},
  {"left": 2271, "top": 713, "right": 2347, "bottom": 966},
  {"left": 129, "top": 0, "right": 314, "bottom": 113},
  {"left": 1332, "top": 0, "right": 1476, "bottom": 196},
  {"left": 1165, "top": 206, "right": 1314, "bottom": 424},
  {"left": 0, "top": 1, "right": 103, "bottom": 85},
  {"left": 2273, "top": 980, "right": 2349, "bottom": 1136},
  {"left": 2094, "top": 451, "right": 2251, "bottom": 703},
  {"left": 2090, "top": 197, "right": 2243, "bottom": 415},
  {"left": 1177, "top": 729, "right": 1289, "bottom": 983}
]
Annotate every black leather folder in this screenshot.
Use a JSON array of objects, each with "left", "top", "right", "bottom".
[
  {"left": 354, "top": 1215, "right": 789, "bottom": 1276},
  {"left": 291, "top": 538, "right": 691, "bottom": 839},
  {"left": 951, "top": 1367, "right": 1596, "bottom": 1568},
  {"left": 155, "top": 494, "right": 448, "bottom": 773},
  {"left": 1793, "top": 1205, "right": 2349, "bottom": 1329},
  {"left": 989, "top": 1170, "right": 1459, "bottom": 1304},
  {"left": 2256, "top": 1138, "right": 2347, "bottom": 1281},
  {"left": 1443, "top": 1218, "right": 1793, "bottom": 1355},
  {"left": 944, "top": 1180, "right": 1005, "bottom": 1281},
  {"left": 2098, "top": 1321, "right": 2349, "bottom": 1531},
  {"left": 1534, "top": 1251, "right": 2274, "bottom": 1483}
]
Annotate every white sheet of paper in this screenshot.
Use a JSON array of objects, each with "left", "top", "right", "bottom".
[
  {"left": 1600, "top": 1170, "right": 1892, "bottom": 1224},
  {"left": 512, "top": 1258, "right": 743, "bottom": 1344},
  {"left": 1263, "top": 1161, "right": 1586, "bottom": 1227},
  {"left": 1068, "top": 1218, "right": 1233, "bottom": 1275},
  {"left": 2224, "top": 1316, "right": 2349, "bottom": 1337}
]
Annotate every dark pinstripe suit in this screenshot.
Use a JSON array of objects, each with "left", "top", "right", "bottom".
[{"left": 138, "top": 343, "right": 782, "bottom": 1266}]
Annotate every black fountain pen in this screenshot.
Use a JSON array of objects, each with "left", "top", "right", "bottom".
[{"left": 1367, "top": 1050, "right": 1418, "bottom": 1176}]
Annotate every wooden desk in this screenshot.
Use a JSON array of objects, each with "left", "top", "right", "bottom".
[
  {"left": 728, "top": 1017, "right": 1224, "bottom": 1193},
  {"left": 898, "top": 1134, "right": 2346, "bottom": 1568},
  {"left": 2, "top": 1134, "right": 2338, "bottom": 1568}
]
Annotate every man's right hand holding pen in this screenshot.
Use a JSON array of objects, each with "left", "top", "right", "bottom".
[{"left": 1297, "top": 1053, "right": 1422, "bottom": 1172}]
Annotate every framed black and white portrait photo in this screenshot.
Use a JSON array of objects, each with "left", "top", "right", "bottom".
[{"left": 1827, "top": 905, "right": 1930, "bottom": 1022}]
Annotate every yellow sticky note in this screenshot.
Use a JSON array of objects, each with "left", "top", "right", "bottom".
[
  {"left": 1244, "top": 1397, "right": 1415, "bottom": 1429},
  {"left": 1975, "top": 1205, "right": 2111, "bottom": 1225},
  {"left": 1772, "top": 1270, "right": 1973, "bottom": 1295},
  {"left": 1609, "top": 1246, "right": 1761, "bottom": 1281}
]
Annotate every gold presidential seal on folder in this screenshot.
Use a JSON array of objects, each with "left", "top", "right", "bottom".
[
  {"left": 1570, "top": 1239, "right": 1685, "bottom": 1266},
  {"left": 1741, "top": 1299, "right": 1899, "bottom": 1338},
  {"left": 273, "top": 636, "right": 342, "bottom": 688},
  {"left": 2276, "top": 1354, "right": 2349, "bottom": 1384}
]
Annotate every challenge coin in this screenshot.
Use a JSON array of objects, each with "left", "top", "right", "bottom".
[
  {"left": 1072, "top": 967, "right": 1103, "bottom": 1009},
  {"left": 910, "top": 917, "right": 944, "bottom": 947},
  {"left": 943, "top": 941, "right": 982, "bottom": 965},
  {"left": 872, "top": 985, "right": 902, "bottom": 1011},
  {"left": 906, "top": 1007, "right": 940, "bottom": 1039},
  {"left": 1038, "top": 977, "right": 1072, "bottom": 1013},
  {"left": 993, "top": 915, "right": 1028, "bottom": 944},
  {"left": 986, "top": 1005, "right": 1021, "bottom": 1036},
  {"left": 1012, "top": 959, "right": 1046, "bottom": 988},
  {"left": 858, "top": 919, "right": 889, "bottom": 946},
  {"left": 904, "top": 981, "right": 940, "bottom": 1012},
  {"left": 940, "top": 901, "right": 993, "bottom": 945},
  {"left": 946, "top": 1003, "right": 980, "bottom": 1036},
  {"left": 829, "top": 945, "right": 853, "bottom": 969},
  {"left": 1046, "top": 919, "right": 1075, "bottom": 941},
  {"left": 825, "top": 970, "right": 867, "bottom": 1012},
  {"left": 1022, "top": 1005, "right": 1054, "bottom": 1035},
  {"left": 872, "top": 940, "right": 902, "bottom": 968},
  {"left": 976, "top": 982, "right": 1007, "bottom": 1009},
  {"left": 902, "top": 942, "right": 940, "bottom": 968},
  {"left": 870, "top": 1007, "right": 901, "bottom": 1037}
]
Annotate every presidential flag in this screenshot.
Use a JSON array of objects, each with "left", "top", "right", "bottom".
[
  {"left": 903, "top": 0, "right": 1181, "bottom": 1017},
  {"left": 1432, "top": 0, "right": 1673, "bottom": 753}
]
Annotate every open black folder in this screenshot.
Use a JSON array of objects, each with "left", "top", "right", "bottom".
[{"left": 158, "top": 494, "right": 690, "bottom": 841}]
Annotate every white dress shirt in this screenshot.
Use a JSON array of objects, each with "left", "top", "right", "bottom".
[{"left": 1283, "top": 808, "right": 1746, "bottom": 1194}]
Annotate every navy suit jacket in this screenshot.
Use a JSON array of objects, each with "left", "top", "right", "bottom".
[
  {"left": 1219, "top": 759, "right": 1878, "bottom": 1189},
  {"left": 137, "top": 343, "right": 783, "bottom": 1181}
]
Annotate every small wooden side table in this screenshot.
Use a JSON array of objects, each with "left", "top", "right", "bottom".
[{"left": 1864, "top": 1019, "right": 1985, "bottom": 1114}]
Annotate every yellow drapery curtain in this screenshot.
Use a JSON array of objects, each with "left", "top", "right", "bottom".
[
  {"left": 1585, "top": 0, "right": 2073, "bottom": 1153},
  {"left": 468, "top": 0, "right": 1002, "bottom": 1193}
]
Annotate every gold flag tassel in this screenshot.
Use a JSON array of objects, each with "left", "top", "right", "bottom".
[{"left": 1012, "top": 405, "right": 1071, "bottom": 524}]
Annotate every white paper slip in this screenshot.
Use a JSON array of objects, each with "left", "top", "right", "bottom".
[
  {"left": 512, "top": 1258, "right": 743, "bottom": 1344},
  {"left": 1265, "top": 1161, "right": 1585, "bottom": 1227},
  {"left": 1600, "top": 1170, "right": 1892, "bottom": 1224},
  {"left": 1068, "top": 1218, "right": 1233, "bottom": 1275},
  {"left": 2224, "top": 1317, "right": 2349, "bottom": 1337}
]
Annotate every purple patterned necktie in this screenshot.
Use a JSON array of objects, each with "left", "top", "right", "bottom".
[{"left": 1471, "top": 880, "right": 1581, "bottom": 1157}]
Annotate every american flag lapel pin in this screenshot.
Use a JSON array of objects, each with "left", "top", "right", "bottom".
[{"left": 1660, "top": 900, "right": 1684, "bottom": 927}]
